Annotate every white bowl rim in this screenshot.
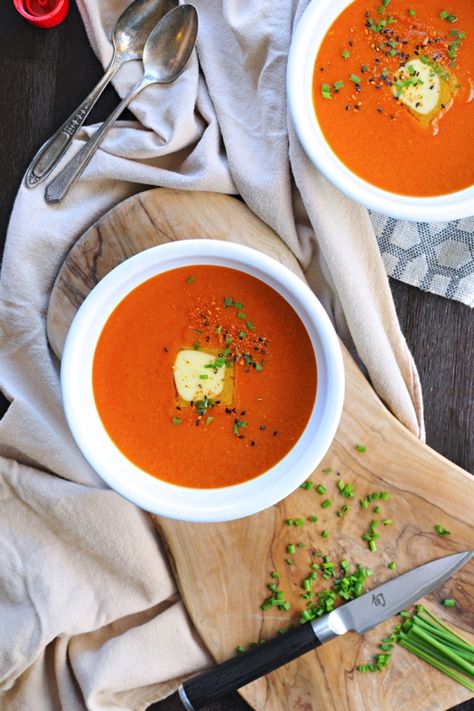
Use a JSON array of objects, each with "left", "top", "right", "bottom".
[
  {"left": 287, "top": 0, "right": 474, "bottom": 222},
  {"left": 60, "top": 239, "right": 345, "bottom": 523}
]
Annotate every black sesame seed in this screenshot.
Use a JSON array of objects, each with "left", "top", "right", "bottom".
[
  {"left": 260, "top": 425, "right": 266, "bottom": 431},
  {"left": 250, "top": 441, "right": 256, "bottom": 447}
]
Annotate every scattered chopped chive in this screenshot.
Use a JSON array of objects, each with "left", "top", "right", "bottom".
[
  {"left": 215, "top": 325, "right": 222, "bottom": 335},
  {"left": 285, "top": 558, "right": 293, "bottom": 566},
  {"left": 278, "top": 627, "right": 287, "bottom": 635},
  {"left": 236, "top": 645, "right": 246, "bottom": 653},
  {"left": 442, "top": 599, "right": 457, "bottom": 608},
  {"left": 172, "top": 417, "right": 182, "bottom": 425},
  {"left": 383, "top": 518, "right": 393, "bottom": 526},
  {"left": 316, "top": 484, "right": 327, "bottom": 495},
  {"left": 322, "top": 467, "right": 332, "bottom": 473},
  {"left": 408, "top": 8, "right": 416, "bottom": 15},
  {"left": 224, "top": 296, "right": 233, "bottom": 307},
  {"left": 246, "top": 321, "right": 255, "bottom": 330},
  {"left": 193, "top": 341, "right": 200, "bottom": 350},
  {"left": 205, "top": 416, "right": 214, "bottom": 425},
  {"left": 321, "top": 499, "right": 332, "bottom": 509},
  {"left": 321, "top": 530, "right": 329, "bottom": 539},
  {"left": 254, "top": 363, "right": 263, "bottom": 372},
  {"left": 388, "top": 562, "right": 396, "bottom": 570},
  {"left": 334, "top": 80, "right": 344, "bottom": 91},
  {"left": 238, "top": 330, "right": 246, "bottom": 340},
  {"left": 270, "top": 571, "right": 279, "bottom": 578},
  {"left": 350, "top": 74, "right": 361, "bottom": 84},
  {"left": 199, "top": 374, "right": 208, "bottom": 380},
  {"left": 342, "top": 49, "right": 350, "bottom": 59},
  {"left": 369, "top": 540, "right": 377, "bottom": 552},
  {"left": 287, "top": 544, "right": 296, "bottom": 555},
  {"left": 360, "top": 498, "right": 369, "bottom": 509},
  {"left": 321, "top": 83, "right": 332, "bottom": 99},
  {"left": 186, "top": 276, "right": 195, "bottom": 284},
  {"left": 337, "top": 480, "right": 345, "bottom": 492},
  {"left": 285, "top": 519, "right": 293, "bottom": 526},
  {"left": 435, "top": 524, "right": 451, "bottom": 537},
  {"left": 380, "top": 492, "right": 390, "bottom": 500},
  {"left": 234, "top": 301, "right": 244, "bottom": 309},
  {"left": 309, "top": 515, "right": 318, "bottom": 523},
  {"left": 225, "top": 335, "right": 233, "bottom": 344},
  {"left": 355, "top": 443, "right": 366, "bottom": 452},
  {"left": 294, "top": 518, "right": 305, "bottom": 527},
  {"left": 300, "top": 480, "right": 313, "bottom": 490},
  {"left": 267, "top": 583, "right": 277, "bottom": 592},
  {"left": 298, "top": 542, "right": 305, "bottom": 548},
  {"left": 237, "top": 312, "right": 247, "bottom": 320},
  {"left": 373, "top": 506, "right": 381, "bottom": 514}
]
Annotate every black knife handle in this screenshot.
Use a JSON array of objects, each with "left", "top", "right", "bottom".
[{"left": 178, "top": 622, "right": 321, "bottom": 710}]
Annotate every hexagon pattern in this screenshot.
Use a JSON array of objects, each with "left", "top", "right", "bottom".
[{"left": 370, "top": 213, "right": 474, "bottom": 307}]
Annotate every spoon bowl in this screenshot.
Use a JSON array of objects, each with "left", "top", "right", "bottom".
[{"left": 113, "top": 0, "right": 177, "bottom": 60}]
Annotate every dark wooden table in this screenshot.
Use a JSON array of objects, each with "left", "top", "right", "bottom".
[{"left": 0, "top": 3, "right": 472, "bottom": 711}]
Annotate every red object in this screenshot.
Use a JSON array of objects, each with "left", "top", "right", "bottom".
[{"left": 13, "top": 0, "right": 69, "bottom": 28}]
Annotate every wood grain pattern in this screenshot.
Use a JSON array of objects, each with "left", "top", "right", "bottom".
[{"left": 46, "top": 188, "right": 474, "bottom": 711}]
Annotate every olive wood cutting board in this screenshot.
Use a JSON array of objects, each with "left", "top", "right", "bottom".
[{"left": 47, "top": 189, "right": 474, "bottom": 711}]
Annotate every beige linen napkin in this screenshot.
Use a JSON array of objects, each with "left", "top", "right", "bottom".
[{"left": 0, "top": 1, "right": 424, "bottom": 709}]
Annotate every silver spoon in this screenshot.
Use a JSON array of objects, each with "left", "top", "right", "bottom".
[
  {"left": 25, "top": 0, "right": 178, "bottom": 188},
  {"left": 45, "top": 5, "right": 198, "bottom": 204}
]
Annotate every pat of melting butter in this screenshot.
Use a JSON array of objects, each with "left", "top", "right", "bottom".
[
  {"left": 393, "top": 58, "right": 458, "bottom": 128},
  {"left": 173, "top": 349, "right": 225, "bottom": 402}
]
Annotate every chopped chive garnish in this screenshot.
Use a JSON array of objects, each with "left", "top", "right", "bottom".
[
  {"left": 321, "top": 530, "right": 329, "bottom": 539},
  {"left": 408, "top": 8, "right": 416, "bottom": 15},
  {"left": 237, "top": 312, "right": 247, "bottom": 320},
  {"left": 186, "top": 276, "right": 195, "bottom": 284},
  {"left": 199, "top": 374, "right": 209, "bottom": 380},
  {"left": 360, "top": 498, "right": 369, "bottom": 509},
  {"left": 350, "top": 74, "right": 361, "bottom": 84},
  {"left": 309, "top": 515, "right": 318, "bottom": 523},
  {"left": 383, "top": 518, "right": 393, "bottom": 526},
  {"left": 238, "top": 330, "right": 246, "bottom": 339},
  {"left": 355, "top": 443, "right": 367, "bottom": 452},
  {"left": 321, "top": 499, "right": 332, "bottom": 509},
  {"left": 334, "top": 80, "right": 344, "bottom": 91},
  {"left": 172, "top": 417, "right": 182, "bottom": 425},
  {"left": 373, "top": 505, "right": 381, "bottom": 514},
  {"left": 388, "top": 562, "right": 396, "bottom": 570},
  {"left": 224, "top": 296, "right": 233, "bottom": 307},
  {"left": 215, "top": 325, "right": 222, "bottom": 335},
  {"left": 234, "top": 301, "right": 244, "bottom": 309},
  {"left": 342, "top": 49, "right": 350, "bottom": 59},
  {"left": 321, "top": 83, "right": 332, "bottom": 99},
  {"left": 225, "top": 335, "right": 233, "bottom": 344},
  {"left": 369, "top": 540, "right": 377, "bottom": 553},
  {"left": 322, "top": 467, "right": 332, "bottom": 473},
  {"left": 271, "top": 570, "right": 279, "bottom": 578},
  {"left": 287, "top": 544, "right": 296, "bottom": 555},
  {"left": 300, "top": 480, "right": 313, "bottom": 490},
  {"left": 316, "top": 484, "right": 327, "bottom": 495},
  {"left": 435, "top": 524, "right": 451, "bottom": 537},
  {"left": 205, "top": 416, "right": 214, "bottom": 425},
  {"left": 285, "top": 558, "right": 293, "bottom": 566},
  {"left": 236, "top": 645, "right": 246, "bottom": 653},
  {"left": 294, "top": 518, "right": 305, "bottom": 527},
  {"left": 442, "top": 599, "right": 456, "bottom": 608}
]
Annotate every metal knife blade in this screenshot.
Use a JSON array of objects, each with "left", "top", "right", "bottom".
[
  {"left": 177, "top": 550, "right": 473, "bottom": 710},
  {"left": 313, "top": 550, "right": 473, "bottom": 642}
]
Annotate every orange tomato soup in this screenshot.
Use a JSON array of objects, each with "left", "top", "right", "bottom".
[
  {"left": 313, "top": 0, "right": 474, "bottom": 196},
  {"left": 93, "top": 265, "right": 317, "bottom": 488}
]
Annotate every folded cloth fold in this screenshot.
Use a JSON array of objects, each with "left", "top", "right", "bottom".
[{"left": 1, "top": 0, "right": 426, "bottom": 708}]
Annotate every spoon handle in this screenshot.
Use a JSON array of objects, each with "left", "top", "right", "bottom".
[
  {"left": 25, "top": 55, "right": 122, "bottom": 188},
  {"left": 44, "top": 80, "right": 146, "bottom": 204}
]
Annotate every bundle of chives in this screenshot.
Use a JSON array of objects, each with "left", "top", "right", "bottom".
[{"left": 398, "top": 605, "right": 474, "bottom": 692}]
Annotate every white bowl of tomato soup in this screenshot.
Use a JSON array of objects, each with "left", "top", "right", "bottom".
[
  {"left": 288, "top": 0, "right": 474, "bottom": 221},
  {"left": 61, "top": 240, "right": 344, "bottom": 522}
]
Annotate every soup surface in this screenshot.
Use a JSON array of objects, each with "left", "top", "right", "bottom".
[
  {"left": 313, "top": 0, "right": 474, "bottom": 196},
  {"left": 93, "top": 265, "right": 317, "bottom": 488}
]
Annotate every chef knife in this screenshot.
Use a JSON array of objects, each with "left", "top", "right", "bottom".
[{"left": 174, "top": 550, "right": 473, "bottom": 710}]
